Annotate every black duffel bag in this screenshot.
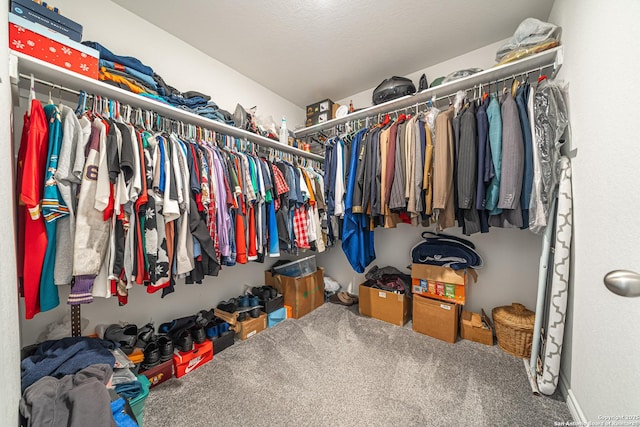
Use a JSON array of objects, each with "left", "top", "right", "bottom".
[{"left": 372, "top": 76, "right": 416, "bottom": 105}]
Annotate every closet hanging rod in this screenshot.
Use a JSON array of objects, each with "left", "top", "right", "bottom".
[
  {"left": 294, "top": 46, "right": 563, "bottom": 138},
  {"left": 19, "top": 73, "right": 82, "bottom": 96},
  {"left": 12, "top": 51, "right": 324, "bottom": 162}
]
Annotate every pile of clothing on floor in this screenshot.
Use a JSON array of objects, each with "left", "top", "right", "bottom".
[
  {"left": 20, "top": 336, "right": 142, "bottom": 427},
  {"left": 83, "top": 41, "right": 235, "bottom": 126},
  {"left": 360, "top": 265, "right": 412, "bottom": 296}
]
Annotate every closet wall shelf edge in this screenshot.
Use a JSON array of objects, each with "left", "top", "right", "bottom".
[
  {"left": 11, "top": 51, "right": 324, "bottom": 161},
  {"left": 294, "top": 46, "right": 563, "bottom": 138}
]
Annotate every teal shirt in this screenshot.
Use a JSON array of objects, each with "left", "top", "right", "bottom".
[
  {"left": 40, "top": 104, "right": 67, "bottom": 312},
  {"left": 485, "top": 95, "right": 503, "bottom": 215}
]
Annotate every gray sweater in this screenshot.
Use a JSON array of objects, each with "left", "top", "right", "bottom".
[{"left": 20, "top": 364, "right": 116, "bottom": 427}]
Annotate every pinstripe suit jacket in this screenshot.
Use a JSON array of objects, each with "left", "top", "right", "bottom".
[
  {"left": 457, "top": 103, "right": 481, "bottom": 235},
  {"left": 498, "top": 92, "right": 524, "bottom": 210}
]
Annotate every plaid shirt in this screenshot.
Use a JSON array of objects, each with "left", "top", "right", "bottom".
[
  {"left": 271, "top": 163, "right": 289, "bottom": 211},
  {"left": 293, "top": 205, "right": 310, "bottom": 249}
]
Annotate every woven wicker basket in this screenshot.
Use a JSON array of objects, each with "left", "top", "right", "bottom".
[{"left": 492, "top": 303, "right": 535, "bottom": 358}]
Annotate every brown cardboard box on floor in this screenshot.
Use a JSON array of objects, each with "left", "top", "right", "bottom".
[
  {"left": 264, "top": 268, "right": 324, "bottom": 319},
  {"left": 237, "top": 312, "right": 267, "bottom": 340},
  {"left": 412, "top": 294, "right": 459, "bottom": 343},
  {"left": 359, "top": 284, "right": 411, "bottom": 326},
  {"left": 460, "top": 309, "right": 494, "bottom": 346}
]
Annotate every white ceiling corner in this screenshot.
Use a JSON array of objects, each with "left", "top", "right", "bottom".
[{"left": 113, "top": 0, "right": 554, "bottom": 107}]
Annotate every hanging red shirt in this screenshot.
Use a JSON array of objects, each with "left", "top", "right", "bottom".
[{"left": 17, "top": 100, "right": 49, "bottom": 319}]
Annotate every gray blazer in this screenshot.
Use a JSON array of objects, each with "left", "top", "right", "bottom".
[{"left": 498, "top": 92, "right": 524, "bottom": 210}]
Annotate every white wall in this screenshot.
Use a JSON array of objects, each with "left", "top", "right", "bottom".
[
  {"left": 325, "top": 40, "right": 544, "bottom": 317},
  {"left": 54, "top": 0, "right": 305, "bottom": 127},
  {"left": 1, "top": 0, "right": 23, "bottom": 423},
  {"left": 16, "top": 0, "right": 307, "bottom": 345},
  {"left": 548, "top": 0, "right": 640, "bottom": 420},
  {"left": 337, "top": 40, "right": 507, "bottom": 110}
]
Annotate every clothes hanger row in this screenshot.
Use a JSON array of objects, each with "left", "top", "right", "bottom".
[
  {"left": 305, "top": 61, "right": 558, "bottom": 142},
  {"left": 21, "top": 74, "right": 322, "bottom": 168}
]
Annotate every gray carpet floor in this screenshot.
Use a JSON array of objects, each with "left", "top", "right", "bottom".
[{"left": 143, "top": 303, "right": 572, "bottom": 427}]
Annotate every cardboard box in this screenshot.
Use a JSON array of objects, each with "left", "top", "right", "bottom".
[
  {"left": 237, "top": 312, "right": 267, "bottom": 340},
  {"left": 267, "top": 306, "right": 287, "bottom": 328},
  {"left": 460, "top": 309, "right": 494, "bottom": 346},
  {"left": 140, "top": 358, "right": 174, "bottom": 389},
  {"left": 11, "top": 0, "right": 83, "bottom": 42},
  {"left": 306, "top": 99, "right": 334, "bottom": 117},
  {"left": 358, "top": 284, "right": 411, "bottom": 326},
  {"left": 412, "top": 294, "right": 459, "bottom": 343},
  {"left": 173, "top": 340, "right": 213, "bottom": 378},
  {"left": 411, "top": 264, "right": 476, "bottom": 305},
  {"left": 264, "top": 268, "right": 324, "bottom": 319},
  {"left": 9, "top": 13, "right": 99, "bottom": 79}
]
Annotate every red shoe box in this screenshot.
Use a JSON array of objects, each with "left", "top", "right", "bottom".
[
  {"left": 140, "top": 358, "right": 174, "bottom": 389},
  {"left": 173, "top": 340, "right": 213, "bottom": 378},
  {"left": 9, "top": 13, "right": 99, "bottom": 79}
]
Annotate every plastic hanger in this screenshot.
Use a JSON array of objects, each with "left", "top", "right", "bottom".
[{"left": 27, "top": 74, "right": 36, "bottom": 116}]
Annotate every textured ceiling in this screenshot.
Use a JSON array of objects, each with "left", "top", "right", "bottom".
[{"left": 113, "top": 0, "right": 554, "bottom": 108}]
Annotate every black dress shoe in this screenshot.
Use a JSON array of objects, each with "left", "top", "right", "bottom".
[
  {"left": 141, "top": 341, "right": 160, "bottom": 369},
  {"left": 157, "top": 335, "right": 174, "bottom": 362}
]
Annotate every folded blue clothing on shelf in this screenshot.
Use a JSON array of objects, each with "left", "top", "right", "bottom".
[
  {"left": 163, "top": 93, "right": 209, "bottom": 108},
  {"left": 83, "top": 41, "right": 154, "bottom": 77},
  {"left": 99, "top": 59, "right": 158, "bottom": 89}
]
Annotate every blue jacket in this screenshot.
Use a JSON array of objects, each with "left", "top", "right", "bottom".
[{"left": 342, "top": 129, "right": 375, "bottom": 273}]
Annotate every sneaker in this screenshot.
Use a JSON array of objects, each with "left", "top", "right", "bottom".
[
  {"left": 190, "top": 324, "right": 207, "bottom": 345},
  {"left": 104, "top": 324, "right": 138, "bottom": 355},
  {"left": 217, "top": 299, "right": 238, "bottom": 313},
  {"left": 205, "top": 321, "right": 219, "bottom": 340},
  {"left": 238, "top": 295, "right": 250, "bottom": 308},
  {"left": 173, "top": 329, "right": 194, "bottom": 353},
  {"left": 135, "top": 323, "right": 155, "bottom": 349}
]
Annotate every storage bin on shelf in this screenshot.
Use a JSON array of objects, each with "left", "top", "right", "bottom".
[
  {"left": 492, "top": 303, "right": 535, "bottom": 358},
  {"left": 272, "top": 255, "right": 316, "bottom": 277}
]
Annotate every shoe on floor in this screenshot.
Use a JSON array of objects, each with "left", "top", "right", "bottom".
[
  {"left": 141, "top": 341, "right": 160, "bottom": 369},
  {"left": 157, "top": 335, "right": 174, "bottom": 362},
  {"left": 105, "top": 324, "right": 138, "bottom": 354}
]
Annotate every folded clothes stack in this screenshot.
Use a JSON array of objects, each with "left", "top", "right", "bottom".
[{"left": 82, "top": 41, "right": 235, "bottom": 126}]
